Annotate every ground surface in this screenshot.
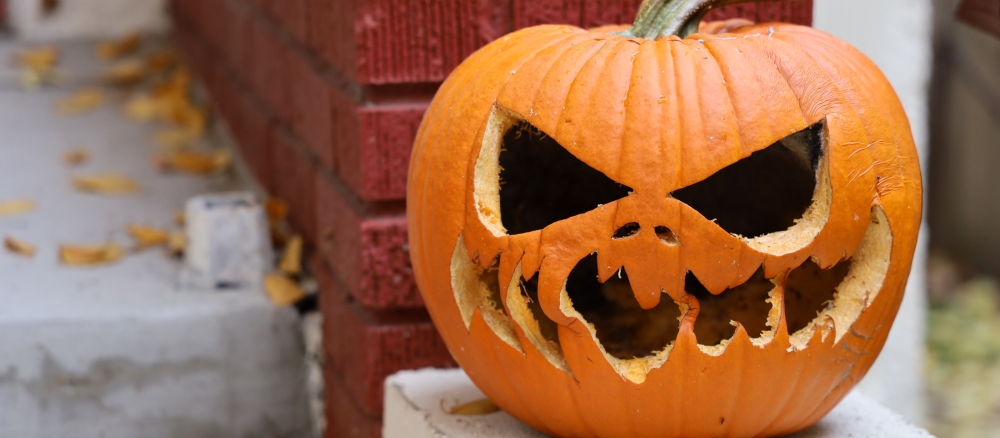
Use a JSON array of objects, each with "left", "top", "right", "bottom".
[{"left": 0, "top": 37, "right": 310, "bottom": 438}]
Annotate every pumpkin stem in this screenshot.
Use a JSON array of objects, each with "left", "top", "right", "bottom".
[{"left": 624, "top": 0, "right": 794, "bottom": 39}]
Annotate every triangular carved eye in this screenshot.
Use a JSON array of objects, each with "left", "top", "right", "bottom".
[
  {"left": 499, "top": 121, "right": 632, "bottom": 235},
  {"left": 672, "top": 121, "right": 825, "bottom": 239}
]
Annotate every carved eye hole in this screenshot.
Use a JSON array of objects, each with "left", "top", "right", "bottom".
[
  {"left": 672, "top": 121, "right": 825, "bottom": 239},
  {"left": 498, "top": 120, "right": 633, "bottom": 235}
]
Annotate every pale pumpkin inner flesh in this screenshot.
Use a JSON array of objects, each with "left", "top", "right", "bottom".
[{"left": 454, "top": 107, "right": 895, "bottom": 381}]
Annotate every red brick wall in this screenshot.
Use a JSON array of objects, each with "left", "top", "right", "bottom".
[{"left": 170, "top": 0, "right": 813, "bottom": 435}]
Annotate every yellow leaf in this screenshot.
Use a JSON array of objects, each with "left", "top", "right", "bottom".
[
  {"left": 167, "top": 232, "right": 186, "bottom": 257},
  {"left": 63, "top": 149, "right": 90, "bottom": 166},
  {"left": 60, "top": 243, "right": 124, "bottom": 266},
  {"left": 264, "top": 274, "right": 306, "bottom": 307},
  {"left": 159, "top": 150, "right": 231, "bottom": 175},
  {"left": 57, "top": 88, "right": 104, "bottom": 115},
  {"left": 103, "top": 59, "right": 146, "bottom": 86},
  {"left": 448, "top": 399, "right": 500, "bottom": 416},
  {"left": 96, "top": 32, "right": 141, "bottom": 60},
  {"left": 72, "top": 173, "right": 139, "bottom": 194},
  {"left": 279, "top": 235, "right": 303, "bottom": 276},
  {"left": 124, "top": 94, "right": 161, "bottom": 122},
  {"left": 15, "top": 46, "right": 58, "bottom": 70},
  {"left": 4, "top": 236, "right": 36, "bottom": 257},
  {"left": 154, "top": 128, "right": 201, "bottom": 149},
  {"left": 0, "top": 199, "right": 36, "bottom": 217},
  {"left": 127, "top": 224, "right": 170, "bottom": 249}
]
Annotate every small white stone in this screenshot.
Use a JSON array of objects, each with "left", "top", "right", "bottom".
[{"left": 185, "top": 192, "right": 273, "bottom": 289}]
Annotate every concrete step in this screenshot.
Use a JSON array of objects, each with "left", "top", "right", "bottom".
[{"left": 0, "top": 38, "right": 310, "bottom": 437}]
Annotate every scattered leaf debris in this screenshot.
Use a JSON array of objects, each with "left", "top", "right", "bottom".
[
  {"left": 15, "top": 46, "right": 60, "bottom": 89},
  {"left": 72, "top": 173, "right": 139, "bottom": 194},
  {"left": 96, "top": 32, "right": 141, "bottom": 60},
  {"left": 15, "top": 46, "right": 58, "bottom": 70},
  {"left": 103, "top": 59, "right": 146, "bottom": 87},
  {"left": 156, "top": 150, "right": 231, "bottom": 175},
  {"left": 4, "top": 236, "right": 36, "bottom": 257},
  {"left": 264, "top": 274, "right": 306, "bottom": 307},
  {"left": 60, "top": 243, "right": 125, "bottom": 266},
  {"left": 145, "top": 49, "right": 177, "bottom": 73},
  {"left": 279, "top": 235, "right": 303, "bottom": 276},
  {"left": 63, "top": 149, "right": 90, "bottom": 166},
  {"left": 446, "top": 399, "right": 500, "bottom": 416},
  {"left": 127, "top": 224, "right": 171, "bottom": 249},
  {"left": 0, "top": 199, "right": 36, "bottom": 217},
  {"left": 57, "top": 88, "right": 105, "bottom": 115}
]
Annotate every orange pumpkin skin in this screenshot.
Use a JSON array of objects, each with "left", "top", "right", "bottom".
[{"left": 407, "top": 19, "right": 922, "bottom": 438}]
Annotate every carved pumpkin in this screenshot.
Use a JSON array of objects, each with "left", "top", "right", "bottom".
[{"left": 407, "top": 0, "right": 923, "bottom": 436}]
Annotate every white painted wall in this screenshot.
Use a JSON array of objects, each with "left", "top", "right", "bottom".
[
  {"left": 813, "top": 0, "right": 933, "bottom": 424},
  {"left": 6, "top": 0, "right": 170, "bottom": 41}
]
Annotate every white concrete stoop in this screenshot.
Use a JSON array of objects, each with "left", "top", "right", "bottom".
[
  {"left": 383, "top": 368, "right": 936, "bottom": 438},
  {"left": 0, "top": 39, "right": 310, "bottom": 437}
]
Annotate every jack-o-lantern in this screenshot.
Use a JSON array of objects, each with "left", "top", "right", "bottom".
[{"left": 407, "top": 0, "right": 923, "bottom": 436}]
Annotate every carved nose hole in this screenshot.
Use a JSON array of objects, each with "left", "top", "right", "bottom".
[
  {"left": 655, "top": 226, "right": 679, "bottom": 246},
  {"left": 613, "top": 223, "right": 641, "bottom": 239}
]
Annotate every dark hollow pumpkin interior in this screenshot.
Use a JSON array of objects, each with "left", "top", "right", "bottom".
[{"left": 495, "top": 119, "right": 851, "bottom": 359}]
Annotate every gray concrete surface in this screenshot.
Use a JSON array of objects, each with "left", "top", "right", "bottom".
[
  {"left": 814, "top": 0, "right": 933, "bottom": 423},
  {"left": 0, "top": 39, "right": 309, "bottom": 437},
  {"left": 383, "top": 368, "right": 935, "bottom": 438}
]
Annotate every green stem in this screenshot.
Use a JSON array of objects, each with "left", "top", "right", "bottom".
[{"left": 623, "top": 0, "right": 793, "bottom": 40}]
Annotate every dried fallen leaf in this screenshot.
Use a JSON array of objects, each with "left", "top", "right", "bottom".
[
  {"left": 4, "top": 236, "right": 36, "bottom": 257},
  {"left": 127, "top": 224, "right": 170, "bottom": 249},
  {"left": 57, "top": 88, "right": 104, "bottom": 115},
  {"left": 72, "top": 173, "right": 139, "bottom": 194},
  {"left": 16, "top": 46, "right": 60, "bottom": 89},
  {"left": 15, "top": 46, "right": 58, "bottom": 70},
  {"left": 96, "top": 32, "right": 141, "bottom": 60},
  {"left": 447, "top": 399, "right": 500, "bottom": 416},
  {"left": 264, "top": 274, "right": 306, "bottom": 307},
  {"left": 174, "top": 210, "right": 186, "bottom": 226},
  {"left": 145, "top": 49, "right": 177, "bottom": 72},
  {"left": 63, "top": 149, "right": 90, "bottom": 166},
  {"left": 124, "top": 94, "right": 161, "bottom": 122},
  {"left": 157, "top": 150, "right": 231, "bottom": 175},
  {"left": 0, "top": 199, "right": 36, "bottom": 217},
  {"left": 103, "top": 59, "right": 146, "bottom": 86},
  {"left": 266, "top": 199, "right": 289, "bottom": 221},
  {"left": 154, "top": 127, "right": 202, "bottom": 149},
  {"left": 60, "top": 243, "right": 124, "bottom": 266},
  {"left": 279, "top": 235, "right": 304, "bottom": 276},
  {"left": 167, "top": 232, "right": 186, "bottom": 257}
]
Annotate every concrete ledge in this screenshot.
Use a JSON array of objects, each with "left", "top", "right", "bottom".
[{"left": 384, "top": 368, "right": 934, "bottom": 438}]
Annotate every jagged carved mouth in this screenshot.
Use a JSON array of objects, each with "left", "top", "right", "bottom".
[{"left": 450, "top": 207, "right": 892, "bottom": 381}]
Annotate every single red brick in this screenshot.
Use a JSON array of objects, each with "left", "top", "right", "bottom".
[
  {"left": 251, "top": 19, "right": 292, "bottom": 123},
  {"left": 288, "top": 52, "right": 335, "bottom": 169},
  {"left": 315, "top": 259, "right": 455, "bottom": 416},
  {"left": 306, "top": 0, "right": 357, "bottom": 83},
  {"left": 315, "top": 174, "right": 424, "bottom": 309},
  {"left": 324, "top": 364, "right": 382, "bottom": 438},
  {"left": 357, "top": 103, "right": 425, "bottom": 201},
  {"left": 272, "top": 129, "right": 319, "bottom": 242}
]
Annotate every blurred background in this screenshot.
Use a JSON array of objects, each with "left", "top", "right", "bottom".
[{"left": 0, "top": 0, "right": 996, "bottom": 437}]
